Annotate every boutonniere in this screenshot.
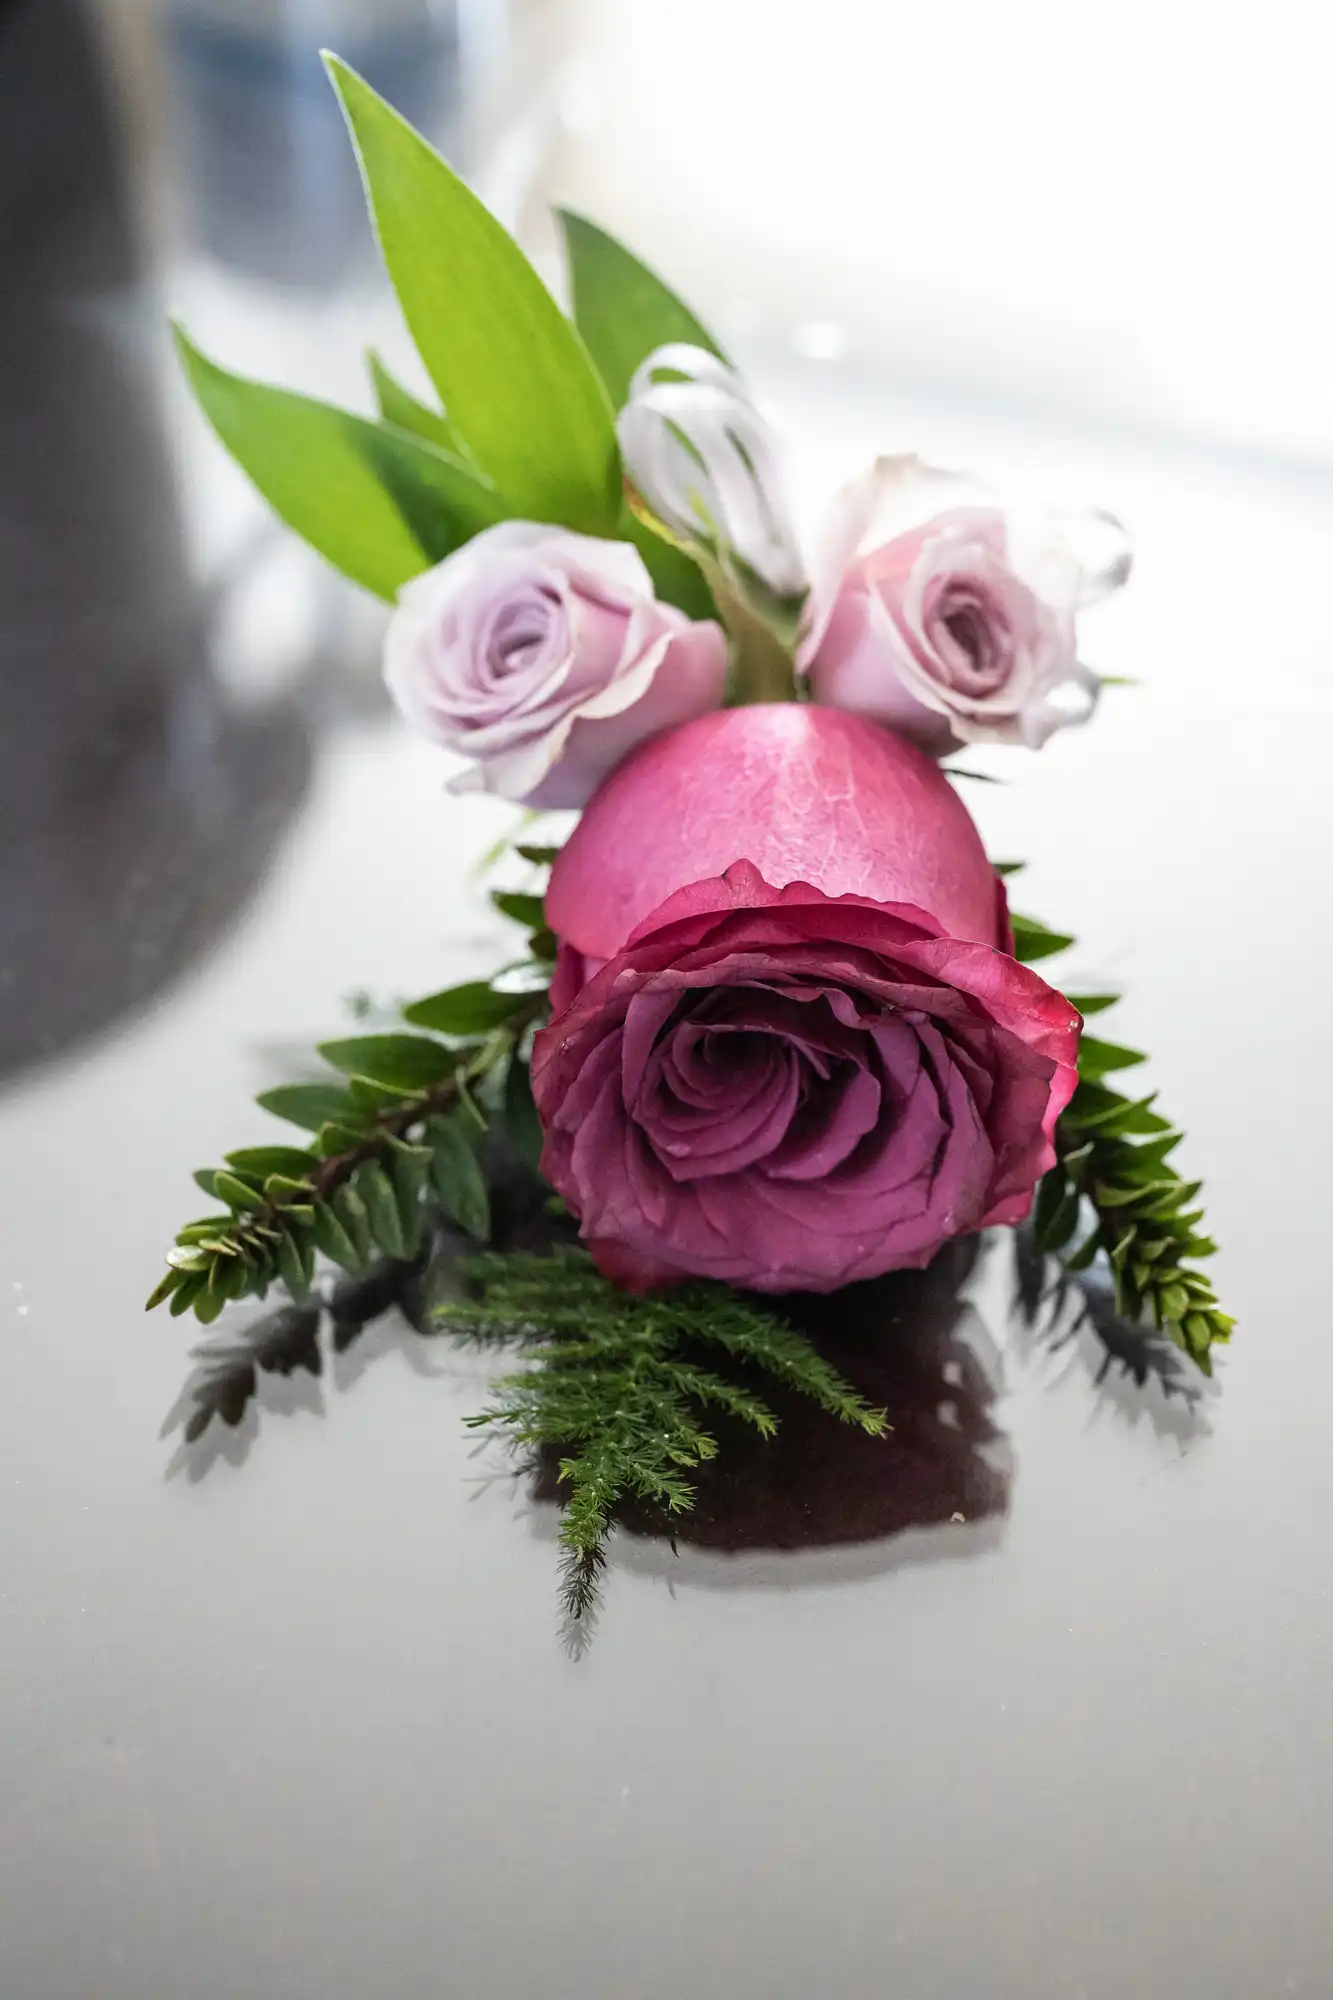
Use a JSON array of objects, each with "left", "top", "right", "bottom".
[{"left": 154, "top": 56, "right": 1230, "bottom": 1639}]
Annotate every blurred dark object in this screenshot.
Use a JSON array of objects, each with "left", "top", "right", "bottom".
[
  {"left": 161, "top": 0, "right": 462, "bottom": 287},
  {"left": 0, "top": 0, "right": 310, "bottom": 1082}
]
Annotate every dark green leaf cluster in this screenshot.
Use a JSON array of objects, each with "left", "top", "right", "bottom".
[
  {"left": 148, "top": 923, "right": 552, "bottom": 1325},
  {"left": 439, "top": 1251, "right": 888, "bottom": 1629},
  {"left": 1012, "top": 910, "right": 1233, "bottom": 1373}
]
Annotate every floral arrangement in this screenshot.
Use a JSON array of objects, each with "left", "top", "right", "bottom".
[{"left": 152, "top": 58, "right": 1230, "bottom": 1630}]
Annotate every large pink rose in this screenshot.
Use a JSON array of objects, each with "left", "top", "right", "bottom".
[{"left": 533, "top": 706, "right": 1080, "bottom": 1292}]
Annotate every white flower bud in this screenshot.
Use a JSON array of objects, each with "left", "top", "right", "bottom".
[{"left": 617, "top": 345, "right": 807, "bottom": 599}]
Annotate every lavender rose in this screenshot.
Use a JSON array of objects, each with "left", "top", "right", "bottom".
[
  {"left": 800, "top": 457, "right": 1130, "bottom": 753},
  {"left": 534, "top": 706, "right": 1080, "bottom": 1293},
  {"left": 382, "top": 521, "right": 727, "bottom": 808}
]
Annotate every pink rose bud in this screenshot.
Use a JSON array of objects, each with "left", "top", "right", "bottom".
[
  {"left": 799, "top": 457, "right": 1130, "bottom": 753},
  {"left": 617, "top": 345, "right": 807, "bottom": 598},
  {"left": 382, "top": 521, "right": 727, "bottom": 809}
]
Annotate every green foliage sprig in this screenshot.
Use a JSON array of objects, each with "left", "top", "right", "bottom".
[
  {"left": 1008, "top": 886, "right": 1233, "bottom": 1373},
  {"left": 147, "top": 890, "right": 554, "bottom": 1326},
  {"left": 440, "top": 1251, "right": 889, "bottom": 1628}
]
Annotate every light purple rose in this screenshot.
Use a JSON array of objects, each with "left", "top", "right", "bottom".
[
  {"left": 382, "top": 521, "right": 727, "bottom": 808},
  {"left": 799, "top": 457, "right": 1130, "bottom": 753}
]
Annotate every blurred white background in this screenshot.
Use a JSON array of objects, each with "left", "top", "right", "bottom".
[{"left": 93, "top": 0, "right": 1333, "bottom": 465}]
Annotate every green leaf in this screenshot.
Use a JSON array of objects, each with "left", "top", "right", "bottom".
[
  {"left": 314, "top": 1120, "right": 375, "bottom": 1160},
  {"left": 1078, "top": 1037, "right": 1148, "bottom": 1082},
  {"left": 402, "top": 981, "right": 524, "bottom": 1035},
  {"left": 366, "top": 349, "right": 466, "bottom": 458},
  {"left": 1010, "top": 915, "right": 1075, "bottom": 962},
  {"left": 993, "top": 860, "right": 1026, "bottom": 878},
  {"left": 317, "top": 1033, "right": 454, "bottom": 1092},
  {"left": 557, "top": 208, "right": 729, "bottom": 412},
  {"left": 169, "top": 1272, "right": 207, "bottom": 1318},
  {"left": 346, "top": 1074, "right": 414, "bottom": 1113},
  {"left": 277, "top": 1227, "right": 314, "bottom": 1299},
  {"left": 146, "top": 1269, "right": 184, "bottom": 1312},
  {"left": 332, "top": 1185, "right": 374, "bottom": 1263},
  {"left": 214, "top": 1170, "right": 266, "bottom": 1214},
  {"left": 386, "top": 1137, "right": 432, "bottom": 1257},
  {"left": 490, "top": 890, "right": 546, "bottom": 930},
  {"left": 257, "top": 1083, "right": 365, "bottom": 1133},
  {"left": 427, "top": 1114, "right": 490, "bottom": 1240},
  {"left": 1067, "top": 993, "right": 1120, "bottom": 1017},
  {"left": 357, "top": 1161, "right": 408, "bottom": 1259},
  {"left": 225, "top": 1146, "right": 318, "bottom": 1181},
  {"left": 514, "top": 844, "right": 561, "bottom": 867},
  {"left": 174, "top": 328, "right": 503, "bottom": 600},
  {"left": 311, "top": 1205, "right": 363, "bottom": 1271},
  {"left": 328, "top": 58, "right": 619, "bottom": 532},
  {"left": 623, "top": 510, "right": 716, "bottom": 621}
]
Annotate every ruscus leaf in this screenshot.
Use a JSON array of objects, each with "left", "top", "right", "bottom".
[
  {"left": 174, "top": 328, "right": 503, "bottom": 599},
  {"left": 328, "top": 58, "right": 619, "bottom": 531},
  {"left": 558, "top": 208, "right": 729, "bottom": 412}
]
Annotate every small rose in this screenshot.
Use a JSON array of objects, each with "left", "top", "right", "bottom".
[
  {"left": 617, "top": 345, "right": 807, "bottom": 599},
  {"left": 799, "top": 457, "right": 1130, "bottom": 753},
  {"left": 535, "top": 704, "right": 1079, "bottom": 1293},
  {"left": 382, "top": 521, "right": 727, "bottom": 808}
]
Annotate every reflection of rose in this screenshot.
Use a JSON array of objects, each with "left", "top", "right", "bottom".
[
  {"left": 382, "top": 522, "right": 726, "bottom": 808},
  {"left": 800, "top": 457, "right": 1127, "bottom": 752},
  {"left": 534, "top": 706, "right": 1079, "bottom": 1292}
]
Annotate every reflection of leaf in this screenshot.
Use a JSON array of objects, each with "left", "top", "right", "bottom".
[
  {"left": 1013, "top": 1229, "right": 1205, "bottom": 1408},
  {"left": 174, "top": 329, "right": 503, "bottom": 598},
  {"left": 329, "top": 57, "right": 619, "bottom": 532}
]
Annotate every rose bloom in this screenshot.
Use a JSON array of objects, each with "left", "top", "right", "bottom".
[
  {"left": 800, "top": 456, "right": 1129, "bottom": 754},
  {"left": 533, "top": 705, "right": 1080, "bottom": 1292},
  {"left": 383, "top": 521, "right": 726, "bottom": 808}
]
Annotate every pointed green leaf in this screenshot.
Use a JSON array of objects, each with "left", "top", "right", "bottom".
[
  {"left": 328, "top": 58, "right": 619, "bottom": 531},
  {"left": 993, "top": 860, "right": 1026, "bottom": 878},
  {"left": 332, "top": 1184, "right": 374, "bottom": 1262},
  {"left": 366, "top": 349, "right": 466, "bottom": 458},
  {"left": 193, "top": 1288, "right": 227, "bottom": 1325},
  {"left": 257, "top": 1083, "right": 365, "bottom": 1133},
  {"left": 311, "top": 1203, "right": 364, "bottom": 1272},
  {"left": 357, "top": 1161, "right": 408, "bottom": 1259},
  {"left": 402, "top": 982, "right": 524, "bottom": 1035},
  {"left": 427, "top": 1114, "right": 490, "bottom": 1239},
  {"left": 146, "top": 1269, "right": 185, "bottom": 1312},
  {"left": 1066, "top": 993, "right": 1119, "bottom": 1017},
  {"left": 314, "top": 1121, "right": 372, "bottom": 1160},
  {"left": 317, "top": 1033, "right": 453, "bottom": 1092},
  {"left": 623, "top": 510, "right": 716, "bottom": 620},
  {"left": 174, "top": 328, "right": 504, "bottom": 600},
  {"left": 225, "top": 1146, "right": 318, "bottom": 1181},
  {"left": 490, "top": 890, "right": 546, "bottom": 930},
  {"left": 193, "top": 1168, "right": 219, "bottom": 1198},
  {"left": 214, "top": 1171, "right": 266, "bottom": 1214},
  {"left": 558, "top": 209, "right": 728, "bottom": 412},
  {"left": 347, "top": 1074, "right": 414, "bottom": 1113},
  {"left": 169, "top": 1272, "right": 207, "bottom": 1318},
  {"left": 1010, "top": 915, "right": 1075, "bottom": 962},
  {"left": 277, "top": 1227, "right": 314, "bottom": 1299},
  {"left": 514, "top": 844, "right": 561, "bottom": 867},
  {"left": 1078, "top": 1036, "right": 1147, "bottom": 1082}
]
